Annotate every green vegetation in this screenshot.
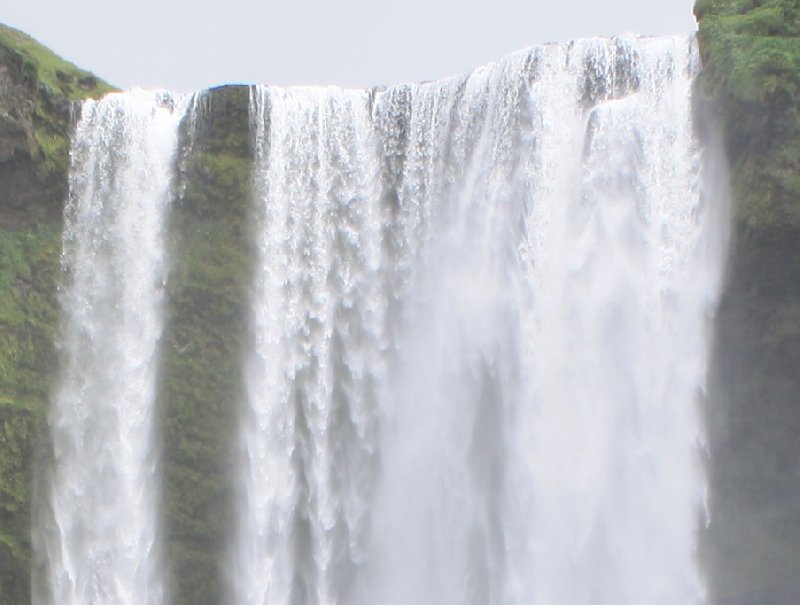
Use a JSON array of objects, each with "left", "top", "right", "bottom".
[
  {"left": 696, "top": 0, "right": 800, "bottom": 103},
  {"left": 695, "top": 1, "right": 800, "bottom": 602},
  {"left": 159, "top": 85, "right": 254, "bottom": 605},
  {"left": 0, "top": 226, "right": 60, "bottom": 605},
  {"left": 0, "top": 23, "right": 115, "bottom": 213},
  {"left": 0, "top": 24, "right": 113, "bottom": 605},
  {"left": 695, "top": 0, "right": 800, "bottom": 231},
  {"left": 0, "top": 24, "right": 114, "bottom": 100}
]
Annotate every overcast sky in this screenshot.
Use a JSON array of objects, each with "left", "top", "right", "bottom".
[{"left": 4, "top": 0, "right": 697, "bottom": 92}]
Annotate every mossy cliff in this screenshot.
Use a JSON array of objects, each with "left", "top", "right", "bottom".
[
  {"left": 694, "top": 1, "right": 800, "bottom": 603},
  {"left": 0, "top": 23, "right": 112, "bottom": 604},
  {"left": 160, "top": 86, "right": 254, "bottom": 605}
]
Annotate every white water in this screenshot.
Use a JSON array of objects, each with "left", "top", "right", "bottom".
[
  {"left": 37, "top": 91, "right": 184, "bottom": 605},
  {"left": 240, "top": 35, "right": 726, "bottom": 605},
  {"left": 238, "top": 86, "right": 385, "bottom": 605}
]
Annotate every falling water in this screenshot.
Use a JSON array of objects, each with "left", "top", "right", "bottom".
[
  {"left": 31, "top": 33, "right": 724, "bottom": 605},
  {"left": 238, "top": 86, "right": 385, "bottom": 605},
  {"left": 240, "top": 35, "right": 725, "bottom": 605},
  {"left": 37, "top": 91, "right": 184, "bottom": 605}
]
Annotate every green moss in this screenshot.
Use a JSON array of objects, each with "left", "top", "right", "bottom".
[
  {"left": 0, "top": 225, "right": 61, "bottom": 604},
  {"left": 30, "top": 113, "right": 70, "bottom": 198},
  {"left": 160, "top": 86, "right": 254, "bottom": 605}
]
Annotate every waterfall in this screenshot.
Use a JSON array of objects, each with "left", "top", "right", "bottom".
[
  {"left": 36, "top": 91, "right": 184, "bottom": 605},
  {"left": 33, "top": 33, "right": 726, "bottom": 605},
  {"left": 238, "top": 86, "right": 385, "bottom": 605},
  {"left": 240, "top": 34, "right": 725, "bottom": 605}
]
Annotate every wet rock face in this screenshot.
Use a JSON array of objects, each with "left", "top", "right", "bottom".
[
  {"left": 0, "top": 101, "right": 42, "bottom": 229},
  {"left": 0, "top": 114, "right": 31, "bottom": 164},
  {"left": 0, "top": 62, "right": 36, "bottom": 212},
  {"left": 0, "top": 41, "right": 34, "bottom": 141}
]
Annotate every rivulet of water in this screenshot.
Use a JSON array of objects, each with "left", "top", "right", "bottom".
[
  {"left": 36, "top": 91, "right": 185, "bottom": 605},
  {"left": 236, "top": 86, "right": 385, "bottom": 605}
]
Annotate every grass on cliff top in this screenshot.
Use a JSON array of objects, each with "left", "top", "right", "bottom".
[
  {"left": 0, "top": 23, "right": 115, "bottom": 99},
  {"left": 694, "top": 0, "right": 800, "bottom": 230},
  {"left": 695, "top": 0, "right": 800, "bottom": 107}
]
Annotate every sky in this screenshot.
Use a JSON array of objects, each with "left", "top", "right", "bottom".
[{"left": 4, "top": 0, "right": 697, "bottom": 92}]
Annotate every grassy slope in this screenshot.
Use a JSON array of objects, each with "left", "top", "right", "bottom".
[
  {"left": 0, "top": 24, "right": 115, "bottom": 100},
  {"left": 0, "top": 24, "right": 115, "bottom": 206}
]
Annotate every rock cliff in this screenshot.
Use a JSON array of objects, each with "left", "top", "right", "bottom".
[{"left": 695, "top": 1, "right": 800, "bottom": 602}]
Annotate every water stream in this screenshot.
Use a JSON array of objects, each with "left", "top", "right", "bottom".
[{"left": 37, "top": 91, "right": 185, "bottom": 605}]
